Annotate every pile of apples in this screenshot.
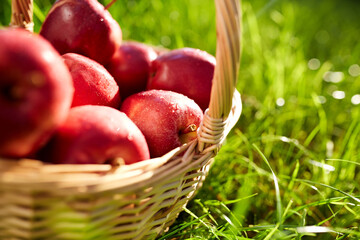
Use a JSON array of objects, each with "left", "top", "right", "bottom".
[{"left": 0, "top": 0, "right": 216, "bottom": 165}]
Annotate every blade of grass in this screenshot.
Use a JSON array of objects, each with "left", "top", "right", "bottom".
[
  {"left": 325, "top": 159, "right": 360, "bottom": 166},
  {"left": 263, "top": 222, "right": 281, "bottom": 240},
  {"left": 33, "top": 1, "right": 46, "bottom": 23},
  {"left": 295, "top": 226, "right": 360, "bottom": 238},
  {"left": 287, "top": 160, "right": 300, "bottom": 191},
  {"left": 230, "top": 130, "right": 257, "bottom": 226},
  {"left": 203, "top": 195, "right": 258, "bottom": 237},
  {"left": 252, "top": 143, "right": 283, "bottom": 224},
  {"left": 183, "top": 207, "right": 221, "bottom": 240},
  {"left": 294, "top": 179, "right": 360, "bottom": 204},
  {"left": 157, "top": 214, "right": 211, "bottom": 240},
  {"left": 336, "top": 116, "right": 360, "bottom": 159},
  {"left": 283, "top": 195, "right": 359, "bottom": 221}
]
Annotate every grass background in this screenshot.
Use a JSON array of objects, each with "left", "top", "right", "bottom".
[{"left": 1, "top": 0, "right": 360, "bottom": 239}]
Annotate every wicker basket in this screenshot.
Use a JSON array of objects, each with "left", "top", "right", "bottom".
[{"left": 0, "top": 0, "right": 242, "bottom": 239}]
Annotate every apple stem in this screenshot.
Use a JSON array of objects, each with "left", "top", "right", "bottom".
[
  {"left": 105, "top": 0, "right": 117, "bottom": 10},
  {"left": 108, "top": 157, "right": 125, "bottom": 168},
  {"left": 179, "top": 131, "right": 198, "bottom": 144},
  {"left": 183, "top": 124, "right": 197, "bottom": 133}
]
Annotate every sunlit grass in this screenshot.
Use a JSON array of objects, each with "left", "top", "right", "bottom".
[
  {"left": 166, "top": 0, "right": 360, "bottom": 238},
  {"left": 0, "top": 0, "right": 359, "bottom": 239}
]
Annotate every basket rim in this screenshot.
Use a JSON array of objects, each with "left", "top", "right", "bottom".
[{"left": 0, "top": 90, "right": 242, "bottom": 194}]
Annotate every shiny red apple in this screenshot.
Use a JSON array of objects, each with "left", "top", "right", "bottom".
[
  {"left": 0, "top": 28, "right": 74, "bottom": 158},
  {"left": 63, "top": 53, "right": 121, "bottom": 108},
  {"left": 40, "top": 0, "right": 122, "bottom": 65},
  {"left": 120, "top": 89, "right": 203, "bottom": 158},
  {"left": 147, "top": 47, "right": 216, "bottom": 111},
  {"left": 106, "top": 41, "right": 158, "bottom": 99},
  {"left": 39, "top": 105, "right": 150, "bottom": 164}
]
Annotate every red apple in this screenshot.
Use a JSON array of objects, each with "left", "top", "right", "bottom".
[
  {"left": 40, "top": 0, "right": 122, "bottom": 65},
  {"left": 0, "top": 28, "right": 74, "bottom": 158},
  {"left": 63, "top": 53, "right": 121, "bottom": 108},
  {"left": 106, "top": 41, "right": 158, "bottom": 99},
  {"left": 146, "top": 47, "right": 216, "bottom": 111},
  {"left": 120, "top": 89, "right": 203, "bottom": 158},
  {"left": 39, "top": 105, "right": 150, "bottom": 164}
]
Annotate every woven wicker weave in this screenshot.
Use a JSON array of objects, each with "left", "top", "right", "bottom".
[{"left": 0, "top": 0, "right": 242, "bottom": 239}]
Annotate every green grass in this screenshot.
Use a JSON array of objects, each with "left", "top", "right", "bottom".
[{"left": 1, "top": 0, "right": 360, "bottom": 239}]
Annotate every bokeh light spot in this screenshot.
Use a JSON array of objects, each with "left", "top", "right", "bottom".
[
  {"left": 348, "top": 64, "right": 360, "bottom": 77},
  {"left": 316, "top": 95, "right": 327, "bottom": 104},
  {"left": 332, "top": 90, "right": 345, "bottom": 100},
  {"left": 308, "top": 58, "right": 321, "bottom": 70},
  {"left": 160, "top": 36, "right": 171, "bottom": 47},
  {"left": 351, "top": 94, "right": 360, "bottom": 105},
  {"left": 276, "top": 97, "right": 285, "bottom": 106},
  {"left": 323, "top": 71, "right": 344, "bottom": 83}
]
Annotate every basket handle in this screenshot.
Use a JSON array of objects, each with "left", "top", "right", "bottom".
[
  {"left": 10, "top": 0, "right": 34, "bottom": 32},
  {"left": 209, "top": 0, "right": 241, "bottom": 119},
  {"left": 197, "top": 0, "right": 242, "bottom": 153}
]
